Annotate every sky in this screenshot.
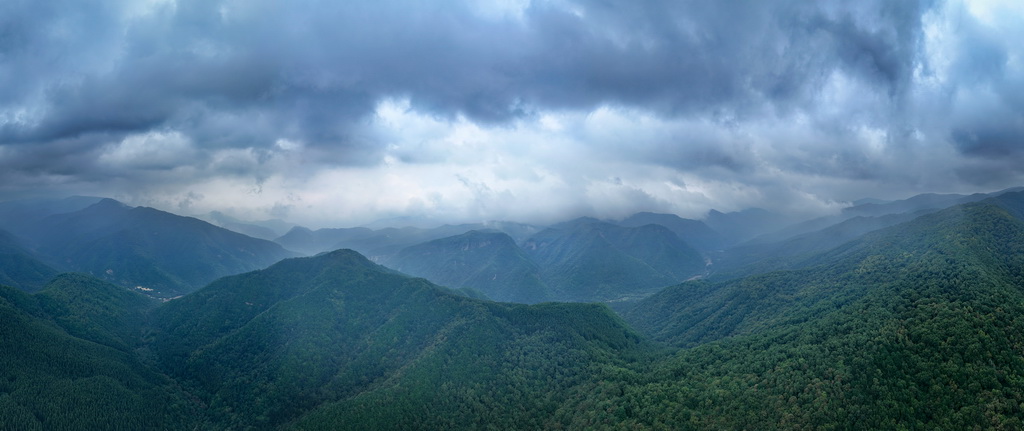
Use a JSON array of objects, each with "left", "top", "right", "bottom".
[{"left": 2, "top": 0, "right": 1024, "bottom": 228}]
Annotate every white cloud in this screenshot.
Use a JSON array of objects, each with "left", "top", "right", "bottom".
[{"left": 99, "top": 131, "right": 197, "bottom": 170}]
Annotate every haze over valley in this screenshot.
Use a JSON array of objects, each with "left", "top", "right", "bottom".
[{"left": 3, "top": 0, "right": 1024, "bottom": 429}]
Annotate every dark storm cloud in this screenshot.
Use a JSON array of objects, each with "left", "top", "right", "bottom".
[
  {"left": 2, "top": 0, "right": 934, "bottom": 143},
  {"left": 2, "top": 0, "right": 1024, "bottom": 220}
]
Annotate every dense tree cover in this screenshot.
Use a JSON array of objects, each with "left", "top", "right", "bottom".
[
  {"left": 386, "top": 230, "right": 552, "bottom": 303},
  {"left": 35, "top": 273, "right": 157, "bottom": 351},
  {"left": 0, "top": 284, "right": 201, "bottom": 430},
  {"left": 523, "top": 218, "right": 705, "bottom": 302},
  {"left": 4, "top": 199, "right": 1024, "bottom": 429},
  {"left": 382, "top": 218, "right": 707, "bottom": 304},
  {"left": 616, "top": 202, "right": 1024, "bottom": 429},
  {"left": 151, "top": 249, "right": 651, "bottom": 429}
]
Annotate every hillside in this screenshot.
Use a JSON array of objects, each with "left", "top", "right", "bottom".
[
  {"left": 616, "top": 202, "right": 1024, "bottom": 428},
  {"left": 385, "top": 230, "right": 553, "bottom": 303},
  {"left": 524, "top": 218, "right": 705, "bottom": 302},
  {"left": 19, "top": 199, "right": 296, "bottom": 297},
  {"left": 4, "top": 194, "right": 1024, "bottom": 429},
  {"left": 151, "top": 249, "right": 650, "bottom": 429},
  {"left": 618, "top": 212, "right": 727, "bottom": 251},
  {"left": 0, "top": 280, "right": 201, "bottom": 430},
  {"left": 0, "top": 230, "right": 58, "bottom": 292}
]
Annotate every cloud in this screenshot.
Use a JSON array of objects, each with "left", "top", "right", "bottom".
[
  {"left": 2, "top": 0, "right": 1024, "bottom": 226},
  {"left": 99, "top": 131, "right": 197, "bottom": 169}
]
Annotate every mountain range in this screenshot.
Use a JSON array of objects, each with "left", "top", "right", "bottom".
[
  {"left": 3, "top": 187, "right": 1024, "bottom": 428},
  {"left": 0, "top": 198, "right": 295, "bottom": 298}
]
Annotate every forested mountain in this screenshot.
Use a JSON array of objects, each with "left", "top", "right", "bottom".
[
  {"left": 617, "top": 212, "right": 727, "bottom": 251},
  {"left": 4, "top": 199, "right": 296, "bottom": 298},
  {"left": 274, "top": 226, "right": 376, "bottom": 256},
  {"left": 0, "top": 196, "right": 104, "bottom": 238},
  {"left": 4, "top": 192, "right": 1024, "bottom": 429},
  {"left": 201, "top": 211, "right": 293, "bottom": 240},
  {"left": 0, "top": 279, "right": 201, "bottom": 430},
  {"left": 523, "top": 218, "right": 705, "bottom": 302},
  {"left": 708, "top": 209, "right": 934, "bottom": 279},
  {"left": 754, "top": 186, "right": 1024, "bottom": 244},
  {"left": 703, "top": 208, "right": 790, "bottom": 244},
  {"left": 151, "top": 249, "right": 649, "bottom": 429},
  {"left": 0, "top": 229, "right": 57, "bottom": 292},
  {"left": 275, "top": 221, "right": 541, "bottom": 259},
  {"left": 617, "top": 201, "right": 1024, "bottom": 428},
  {"left": 385, "top": 230, "right": 552, "bottom": 303}
]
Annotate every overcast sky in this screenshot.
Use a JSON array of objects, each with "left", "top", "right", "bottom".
[{"left": 2, "top": 0, "right": 1023, "bottom": 228}]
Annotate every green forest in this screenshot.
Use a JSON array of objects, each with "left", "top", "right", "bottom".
[{"left": 3, "top": 198, "right": 1024, "bottom": 429}]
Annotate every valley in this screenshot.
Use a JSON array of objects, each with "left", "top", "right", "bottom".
[{"left": 2, "top": 188, "right": 1024, "bottom": 429}]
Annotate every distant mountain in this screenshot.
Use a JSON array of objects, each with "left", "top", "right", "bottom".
[
  {"left": 759, "top": 186, "right": 1024, "bottom": 244},
  {"left": 703, "top": 207, "right": 790, "bottom": 244},
  {"left": 277, "top": 221, "right": 542, "bottom": 260},
  {"left": 7, "top": 191, "right": 1024, "bottom": 429},
  {"left": 618, "top": 212, "right": 727, "bottom": 251},
  {"left": 709, "top": 209, "right": 934, "bottom": 279},
  {"left": 0, "top": 196, "right": 104, "bottom": 242},
  {"left": 523, "top": 218, "right": 705, "bottom": 302},
  {"left": 843, "top": 192, "right": 982, "bottom": 218},
  {"left": 16, "top": 199, "right": 296, "bottom": 297},
  {"left": 275, "top": 226, "right": 376, "bottom": 255},
  {"left": 987, "top": 189, "right": 1024, "bottom": 219},
  {"left": 0, "top": 229, "right": 58, "bottom": 292},
  {"left": 151, "top": 249, "right": 648, "bottom": 429},
  {"left": 201, "top": 211, "right": 293, "bottom": 240},
  {"left": 385, "top": 230, "right": 552, "bottom": 303}
]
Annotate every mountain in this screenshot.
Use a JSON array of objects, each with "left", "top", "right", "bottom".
[
  {"left": 0, "top": 196, "right": 104, "bottom": 244},
  {"left": 385, "top": 230, "right": 552, "bottom": 303},
  {"left": 274, "top": 226, "right": 376, "bottom": 255},
  {"left": 703, "top": 207, "right": 791, "bottom": 244},
  {"left": 152, "top": 249, "right": 649, "bottom": 429},
  {"left": 17, "top": 199, "right": 296, "bottom": 298},
  {"left": 618, "top": 212, "right": 727, "bottom": 251},
  {"left": 34, "top": 273, "right": 157, "bottom": 351},
  {"left": 277, "top": 221, "right": 542, "bottom": 261},
  {"left": 614, "top": 201, "right": 1024, "bottom": 428},
  {"left": 0, "top": 229, "right": 58, "bottom": 292},
  {"left": 0, "top": 280, "right": 201, "bottom": 430},
  {"left": 523, "top": 218, "right": 705, "bottom": 302},
  {"left": 9, "top": 189, "right": 1024, "bottom": 429},
  {"left": 708, "top": 209, "right": 934, "bottom": 279},
  {"left": 201, "top": 210, "right": 294, "bottom": 240},
  {"left": 757, "top": 186, "right": 1024, "bottom": 244}
]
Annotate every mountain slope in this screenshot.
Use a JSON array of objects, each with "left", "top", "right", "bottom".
[
  {"left": 274, "top": 226, "right": 376, "bottom": 255},
  {"left": 0, "top": 229, "right": 58, "bottom": 292},
  {"left": 24, "top": 199, "right": 296, "bottom": 297},
  {"left": 151, "top": 249, "right": 649, "bottom": 430},
  {"left": 385, "top": 230, "right": 553, "bottom": 303},
  {"left": 612, "top": 202, "right": 1024, "bottom": 429},
  {"left": 0, "top": 283, "right": 200, "bottom": 430},
  {"left": 34, "top": 273, "right": 157, "bottom": 351},
  {"left": 524, "top": 218, "right": 704, "bottom": 302},
  {"left": 618, "top": 212, "right": 727, "bottom": 251},
  {"left": 709, "top": 209, "right": 933, "bottom": 280},
  {"left": 0, "top": 196, "right": 105, "bottom": 241},
  {"left": 704, "top": 208, "right": 790, "bottom": 244}
]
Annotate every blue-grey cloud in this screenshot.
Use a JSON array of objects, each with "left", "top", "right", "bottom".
[{"left": 1, "top": 0, "right": 1023, "bottom": 224}]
